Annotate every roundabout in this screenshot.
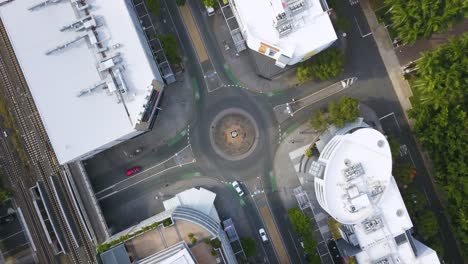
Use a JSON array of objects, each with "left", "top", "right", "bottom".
[{"left": 209, "top": 108, "right": 260, "bottom": 161}]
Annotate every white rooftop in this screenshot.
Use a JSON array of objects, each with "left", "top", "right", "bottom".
[
  {"left": 232, "top": 0, "right": 337, "bottom": 66},
  {"left": 315, "top": 128, "right": 440, "bottom": 263},
  {"left": 163, "top": 187, "right": 219, "bottom": 222},
  {"left": 0, "top": 0, "right": 163, "bottom": 164},
  {"left": 318, "top": 128, "right": 392, "bottom": 224}
]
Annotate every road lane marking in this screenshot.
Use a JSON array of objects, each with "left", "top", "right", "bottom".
[{"left": 95, "top": 145, "right": 193, "bottom": 195}]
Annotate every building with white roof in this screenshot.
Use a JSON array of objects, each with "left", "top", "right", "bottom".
[
  {"left": 229, "top": 0, "right": 337, "bottom": 67},
  {"left": 100, "top": 188, "right": 237, "bottom": 264},
  {"left": 0, "top": 0, "right": 166, "bottom": 164},
  {"left": 312, "top": 128, "right": 440, "bottom": 264}
]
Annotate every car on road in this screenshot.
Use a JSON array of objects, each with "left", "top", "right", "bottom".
[
  {"left": 231, "top": 181, "right": 244, "bottom": 196},
  {"left": 259, "top": 228, "right": 268, "bottom": 242},
  {"left": 126, "top": 166, "right": 141, "bottom": 177}
]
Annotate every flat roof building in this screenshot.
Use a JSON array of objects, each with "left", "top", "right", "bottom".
[
  {"left": 0, "top": 0, "right": 165, "bottom": 164},
  {"left": 100, "top": 188, "right": 237, "bottom": 264},
  {"left": 312, "top": 128, "right": 440, "bottom": 264},
  {"left": 229, "top": 0, "right": 337, "bottom": 67}
]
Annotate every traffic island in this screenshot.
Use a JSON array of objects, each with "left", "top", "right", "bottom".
[{"left": 209, "top": 108, "right": 259, "bottom": 161}]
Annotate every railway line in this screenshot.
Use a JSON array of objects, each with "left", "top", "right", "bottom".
[{"left": 0, "top": 18, "right": 96, "bottom": 263}]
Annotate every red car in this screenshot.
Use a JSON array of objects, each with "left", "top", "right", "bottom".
[{"left": 126, "top": 166, "right": 141, "bottom": 177}]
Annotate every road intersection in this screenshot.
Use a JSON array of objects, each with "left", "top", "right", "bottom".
[{"left": 82, "top": 0, "right": 462, "bottom": 263}]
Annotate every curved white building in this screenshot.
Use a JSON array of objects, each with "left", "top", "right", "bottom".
[
  {"left": 229, "top": 0, "right": 337, "bottom": 68},
  {"left": 312, "top": 128, "right": 440, "bottom": 264}
]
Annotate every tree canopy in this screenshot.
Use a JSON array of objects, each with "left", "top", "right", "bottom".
[
  {"left": 288, "top": 208, "right": 311, "bottom": 237},
  {"left": 392, "top": 162, "right": 415, "bottom": 186},
  {"left": 309, "top": 110, "right": 329, "bottom": 132},
  {"left": 296, "top": 48, "right": 345, "bottom": 82},
  {"left": 159, "top": 34, "right": 182, "bottom": 65},
  {"left": 385, "top": 0, "right": 468, "bottom": 43},
  {"left": 310, "top": 48, "right": 345, "bottom": 81},
  {"left": 415, "top": 210, "right": 439, "bottom": 240},
  {"left": 203, "top": 0, "right": 216, "bottom": 7},
  {"left": 329, "top": 96, "right": 359, "bottom": 127},
  {"left": 408, "top": 33, "right": 468, "bottom": 253},
  {"left": 240, "top": 237, "right": 256, "bottom": 257}
]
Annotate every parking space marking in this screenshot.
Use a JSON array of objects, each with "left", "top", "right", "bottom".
[
  {"left": 0, "top": 231, "right": 23, "bottom": 242},
  {"left": 378, "top": 112, "right": 401, "bottom": 131}
]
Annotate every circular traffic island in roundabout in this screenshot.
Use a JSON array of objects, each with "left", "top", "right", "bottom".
[{"left": 209, "top": 108, "right": 259, "bottom": 161}]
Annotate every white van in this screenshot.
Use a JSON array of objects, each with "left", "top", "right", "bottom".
[{"left": 206, "top": 5, "right": 215, "bottom": 16}]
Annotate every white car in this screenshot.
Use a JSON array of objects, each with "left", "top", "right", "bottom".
[
  {"left": 206, "top": 5, "right": 215, "bottom": 16},
  {"left": 231, "top": 181, "right": 244, "bottom": 196},
  {"left": 259, "top": 228, "right": 268, "bottom": 242}
]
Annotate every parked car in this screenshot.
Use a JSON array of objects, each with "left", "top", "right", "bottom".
[
  {"left": 231, "top": 181, "right": 244, "bottom": 196},
  {"left": 259, "top": 228, "right": 268, "bottom": 242},
  {"left": 205, "top": 5, "right": 214, "bottom": 16},
  {"left": 126, "top": 166, "right": 141, "bottom": 177}
]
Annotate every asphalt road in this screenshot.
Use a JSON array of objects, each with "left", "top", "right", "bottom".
[{"left": 82, "top": 0, "right": 462, "bottom": 263}]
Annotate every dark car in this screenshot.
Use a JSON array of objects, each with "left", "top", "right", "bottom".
[{"left": 126, "top": 166, "right": 141, "bottom": 177}]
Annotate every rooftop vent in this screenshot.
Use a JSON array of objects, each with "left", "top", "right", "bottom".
[
  {"left": 362, "top": 217, "right": 383, "bottom": 233},
  {"left": 342, "top": 162, "right": 364, "bottom": 181},
  {"left": 377, "top": 139, "right": 385, "bottom": 148}
]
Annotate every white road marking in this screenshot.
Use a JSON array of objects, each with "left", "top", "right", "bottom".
[{"left": 95, "top": 145, "right": 193, "bottom": 196}]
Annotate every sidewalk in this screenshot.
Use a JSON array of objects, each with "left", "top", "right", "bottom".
[
  {"left": 360, "top": 0, "right": 414, "bottom": 125},
  {"left": 272, "top": 122, "right": 335, "bottom": 264}
]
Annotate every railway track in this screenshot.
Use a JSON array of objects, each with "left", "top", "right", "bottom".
[{"left": 0, "top": 18, "right": 96, "bottom": 263}]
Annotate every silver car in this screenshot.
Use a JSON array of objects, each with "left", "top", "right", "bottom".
[{"left": 231, "top": 181, "right": 244, "bottom": 196}]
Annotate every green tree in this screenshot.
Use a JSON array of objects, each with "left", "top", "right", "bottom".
[
  {"left": 288, "top": 208, "right": 311, "bottom": 237},
  {"left": 309, "top": 110, "right": 329, "bottom": 132},
  {"left": 296, "top": 62, "right": 313, "bottom": 83},
  {"left": 145, "top": 0, "right": 160, "bottom": 15},
  {"left": 310, "top": 48, "right": 345, "bottom": 81},
  {"left": 392, "top": 162, "right": 415, "bottom": 186},
  {"left": 408, "top": 33, "right": 468, "bottom": 250},
  {"left": 159, "top": 35, "right": 181, "bottom": 65},
  {"left": 203, "top": 0, "right": 216, "bottom": 7},
  {"left": 176, "top": 0, "right": 186, "bottom": 5},
  {"left": 415, "top": 210, "right": 439, "bottom": 240},
  {"left": 385, "top": 0, "right": 468, "bottom": 44},
  {"left": 329, "top": 96, "right": 359, "bottom": 127},
  {"left": 387, "top": 135, "right": 400, "bottom": 158},
  {"left": 240, "top": 237, "right": 257, "bottom": 257}
]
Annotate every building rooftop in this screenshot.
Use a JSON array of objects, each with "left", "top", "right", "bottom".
[
  {"left": 318, "top": 128, "right": 392, "bottom": 224},
  {"left": 314, "top": 128, "right": 440, "bottom": 263},
  {"left": 232, "top": 0, "right": 337, "bottom": 66},
  {"left": 0, "top": 0, "right": 163, "bottom": 164}
]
